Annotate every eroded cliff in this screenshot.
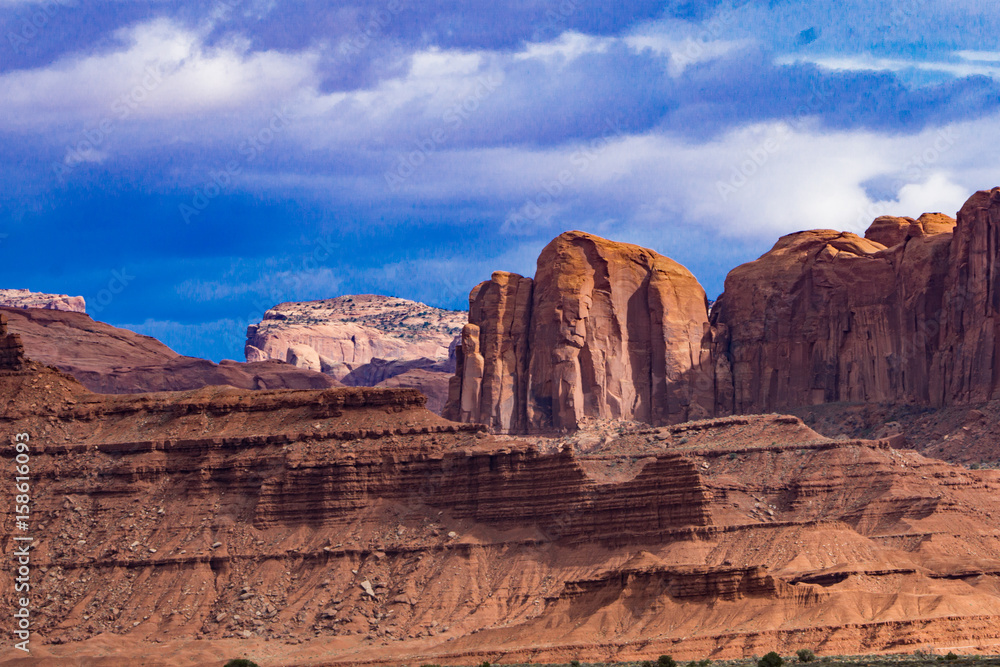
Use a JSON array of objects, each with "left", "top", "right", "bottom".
[
  {"left": 446, "top": 232, "right": 714, "bottom": 433},
  {"left": 5, "top": 358, "right": 1000, "bottom": 664}
]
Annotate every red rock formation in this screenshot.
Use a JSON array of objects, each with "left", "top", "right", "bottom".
[
  {"left": 447, "top": 232, "right": 714, "bottom": 433},
  {"left": 528, "top": 232, "right": 713, "bottom": 431},
  {"left": 2, "top": 306, "right": 339, "bottom": 393},
  {"left": 444, "top": 271, "right": 534, "bottom": 430},
  {"left": 934, "top": 187, "right": 1000, "bottom": 404},
  {"left": 711, "top": 217, "right": 955, "bottom": 414},
  {"left": 364, "top": 363, "right": 453, "bottom": 413},
  {"left": 0, "top": 312, "right": 26, "bottom": 370},
  {"left": 446, "top": 190, "right": 1000, "bottom": 428},
  {"left": 864, "top": 212, "right": 956, "bottom": 248}
]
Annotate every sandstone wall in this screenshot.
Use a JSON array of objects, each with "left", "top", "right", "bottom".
[
  {"left": 527, "top": 232, "right": 713, "bottom": 430},
  {"left": 710, "top": 222, "right": 954, "bottom": 413},
  {"left": 451, "top": 189, "right": 1000, "bottom": 429},
  {"left": 446, "top": 232, "right": 713, "bottom": 433},
  {"left": 934, "top": 187, "right": 1000, "bottom": 404}
]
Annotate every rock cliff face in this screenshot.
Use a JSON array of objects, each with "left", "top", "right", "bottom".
[
  {"left": 711, "top": 189, "right": 1000, "bottom": 416},
  {"left": 448, "top": 189, "right": 1000, "bottom": 429},
  {"left": 446, "top": 271, "right": 534, "bottom": 430},
  {"left": 446, "top": 232, "right": 713, "bottom": 433},
  {"left": 0, "top": 312, "right": 26, "bottom": 370},
  {"left": 934, "top": 187, "right": 1000, "bottom": 404},
  {"left": 0, "top": 287, "right": 86, "bottom": 313},
  {"left": 245, "top": 294, "right": 463, "bottom": 412},
  {"left": 711, "top": 219, "right": 955, "bottom": 414}
]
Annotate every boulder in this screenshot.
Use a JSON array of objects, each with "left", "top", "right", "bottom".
[{"left": 286, "top": 344, "right": 322, "bottom": 372}]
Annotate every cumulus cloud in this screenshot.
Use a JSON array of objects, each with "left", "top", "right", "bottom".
[
  {"left": 4, "top": 1, "right": 1000, "bottom": 361},
  {"left": 0, "top": 18, "right": 318, "bottom": 129}
]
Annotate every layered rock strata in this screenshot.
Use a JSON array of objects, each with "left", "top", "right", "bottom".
[{"left": 6, "top": 361, "right": 1000, "bottom": 664}]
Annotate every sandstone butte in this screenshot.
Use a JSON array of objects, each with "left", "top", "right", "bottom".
[
  {"left": 447, "top": 188, "right": 1000, "bottom": 438},
  {"left": 7, "top": 310, "right": 1000, "bottom": 665},
  {"left": 245, "top": 294, "right": 465, "bottom": 413},
  {"left": 444, "top": 231, "right": 715, "bottom": 433}
]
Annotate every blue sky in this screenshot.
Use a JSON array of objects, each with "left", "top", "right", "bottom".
[{"left": 1, "top": 0, "right": 999, "bottom": 360}]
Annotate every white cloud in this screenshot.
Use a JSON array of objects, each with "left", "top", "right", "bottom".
[
  {"left": 0, "top": 18, "right": 318, "bottom": 129},
  {"left": 956, "top": 51, "right": 1000, "bottom": 63},
  {"left": 625, "top": 33, "right": 747, "bottom": 76},
  {"left": 176, "top": 266, "right": 341, "bottom": 303},
  {"left": 777, "top": 53, "right": 1000, "bottom": 79},
  {"left": 332, "top": 113, "right": 1000, "bottom": 244},
  {"left": 515, "top": 31, "right": 611, "bottom": 63}
]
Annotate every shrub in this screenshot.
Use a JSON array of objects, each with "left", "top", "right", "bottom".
[
  {"left": 642, "top": 662, "right": 655, "bottom": 667},
  {"left": 224, "top": 661, "right": 260, "bottom": 667},
  {"left": 571, "top": 661, "right": 581, "bottom": 667},
  {"left": 797, "top": 649, "right": 816, "bottom": 663},
  {"left": 658, "top": 656, "right": 677, "bottom": 667},
  {"left": 758, "top": 652, "right": 783, "bottom": 667},
  {"left": 945, "top": 652, "right": 959, "bottom": 661}
]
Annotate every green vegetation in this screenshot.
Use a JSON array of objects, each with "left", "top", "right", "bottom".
[
  {"left": 798, "top": 650, "right": 817, "bottom": 663},
  {"left": 759, "top": 653, "right": 784, "bottom": 667},
  {"left": 479, "top": 652, "right": 999, "bottom": 667},
  {"left": 659, "top": 656, "right": 678, "bottom": 667},
  {"left": 223, "top": 660, "right": 260, "bottom": 667}
]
